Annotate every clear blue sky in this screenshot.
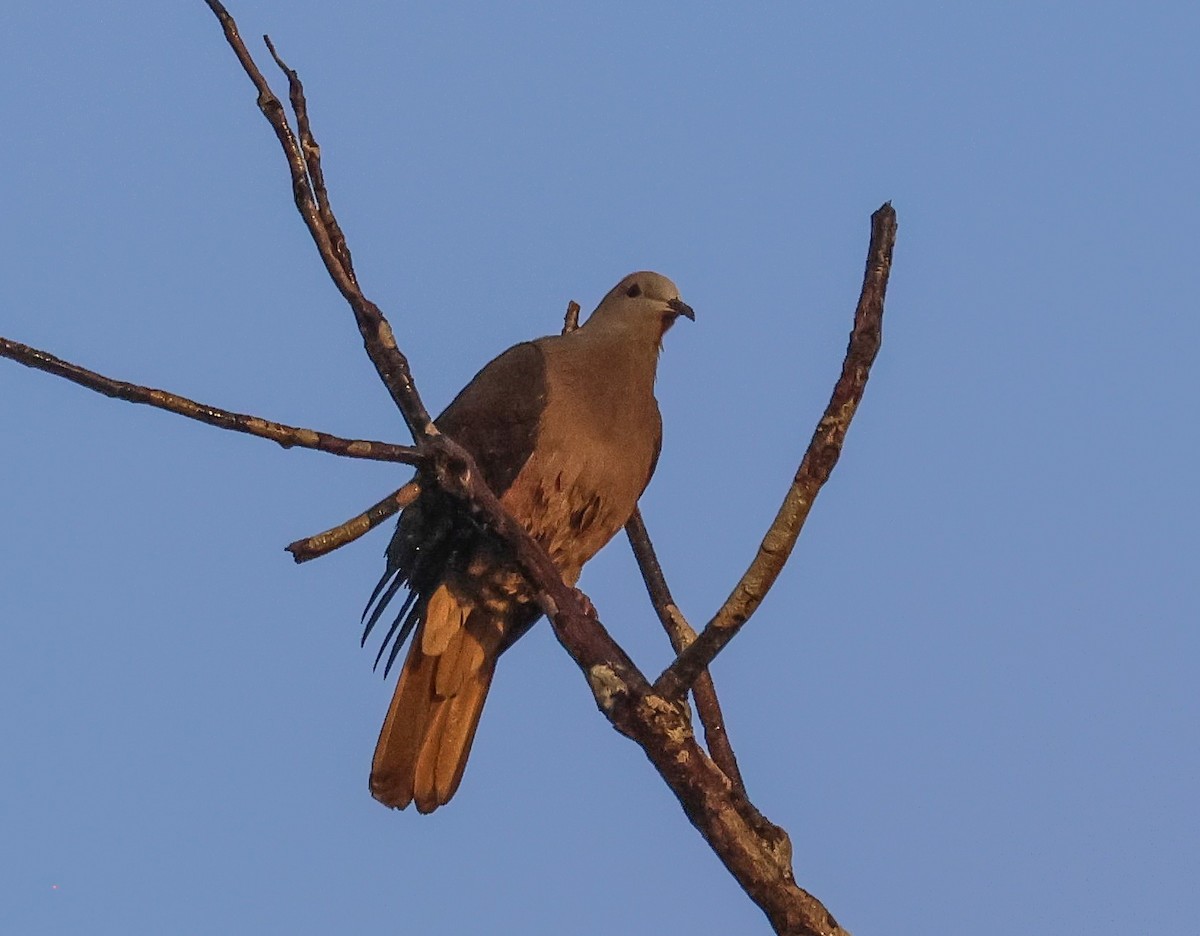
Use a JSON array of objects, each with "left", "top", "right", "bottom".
[{"left": 2, "top": 3, "right": 1196, "bottom": 934}]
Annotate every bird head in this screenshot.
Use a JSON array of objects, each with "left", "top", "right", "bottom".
[{"left": 586, "top": 271, "right": 694, "bottom": 348}]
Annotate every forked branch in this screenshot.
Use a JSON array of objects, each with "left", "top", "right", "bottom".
[
  {"left": 625, "top": 509, "right": 748, "bottom": 796},
  {"left": 204, "top": 0, "right": 435, "bottom": 440}
]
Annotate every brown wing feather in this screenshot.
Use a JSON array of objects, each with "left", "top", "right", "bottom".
[{"left": 436, "top": 341, "right": 548, "bottom": 497}]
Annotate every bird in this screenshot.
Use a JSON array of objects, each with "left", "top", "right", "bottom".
[{"left": 360, "top": 271, "right": 693, "bottom": 813}]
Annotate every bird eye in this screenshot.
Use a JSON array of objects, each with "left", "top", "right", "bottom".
[{"left": 625, "top": 283, "right": 642, "bottom": 298}]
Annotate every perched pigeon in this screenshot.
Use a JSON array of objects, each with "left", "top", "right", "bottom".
[{"left": 363, "top": 271, "right": 693, "bottom": 812}]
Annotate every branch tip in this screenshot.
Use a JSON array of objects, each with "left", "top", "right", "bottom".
[
  {"left": 286, "top": 481, "right": 420, "bottom": 563},
  {"left": 656, "top": 204, "right": 896, "bottom": 700}
]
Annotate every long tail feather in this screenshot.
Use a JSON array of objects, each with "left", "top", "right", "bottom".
[{"left": 370, "top": 589, "right": 503, "bottom": 811}]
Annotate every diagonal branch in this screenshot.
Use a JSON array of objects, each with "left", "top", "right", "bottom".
[
  {"left": 286, "top": 481, "right": 420, "bottom": 563},
  {"left": 203, "top": 0, "right": 435, "bottom": 440},
  {"left": 625, "top": 509, "right": 747, "bottom": 796},
  {"left": 656, "top": 203, "right": 897, "bottom": 699},
  {"left": 0, "top": 337, "right": 420, "bottom": 463}
]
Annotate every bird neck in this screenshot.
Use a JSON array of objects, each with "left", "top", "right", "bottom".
[
  {"left": 576, "top": 314, "right": 665, "bottom": 367},
  {"left": 550, "top": 321, "right": 662, "bottom": 406}
]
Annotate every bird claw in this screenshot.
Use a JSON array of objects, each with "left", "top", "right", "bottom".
[{"left": 571, "top": 587, "right": 597, "bottom": 620}]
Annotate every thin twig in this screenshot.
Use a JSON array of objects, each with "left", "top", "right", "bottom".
[
  {"left": 0, "top": 337, "right": 420, "bottom": 463},
  {"left": 263, "top": 35, "right": 356, "bottom": 286},
  {"left": 656, "top": 202, "right": 897, "bottom": 699},
  {"left": 562, "top": 300, "right": 581, "bottom": 333},
  {"left": 204, "top": 0, "right": 435, "bottom": 440},
  {"left": 625, "top": 509, "right": 746, "bottom": 795},
  {"left": 286, "top": 481, "right": 420, "bottom": 562}
]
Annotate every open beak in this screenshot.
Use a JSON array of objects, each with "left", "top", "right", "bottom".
[{"left": 668, "top": 297, "right": 695, "bottom": 321}]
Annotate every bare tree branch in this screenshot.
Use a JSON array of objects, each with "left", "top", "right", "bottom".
[
  {"left": 286, "top": 482, "right": 419, "bottom": 563},
  {"left": 625, "top": 509, "right": 747, "bottom": 795},
  {"left": 656, "top": 203, "right": 897, "bottom": 700},
  {"left": 0, "top": 337, "right": 420, "bottom": 463},
  {"left": 4, "top": 8, "right": 895, "bottom": 931},
  {"left": 203, "top": 0, "right": 435, "bottom": 440}
]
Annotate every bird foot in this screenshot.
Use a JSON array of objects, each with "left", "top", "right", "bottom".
[{"left": 571, "top": 587, "right": 598, "bottom": 620}]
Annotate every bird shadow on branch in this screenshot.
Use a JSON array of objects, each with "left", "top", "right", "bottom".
[{"left": 0, "top": 3, "right": 897, "bottom": 933}]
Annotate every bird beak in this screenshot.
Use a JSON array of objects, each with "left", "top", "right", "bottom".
[{"left": 668, "top": 297, "right": 695, "bottom": 321}]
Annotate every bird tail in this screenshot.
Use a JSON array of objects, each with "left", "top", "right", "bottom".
[{"left": 369, "top": 584, "right": 503, "bottom": 812}]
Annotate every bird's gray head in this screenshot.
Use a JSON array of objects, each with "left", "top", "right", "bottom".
[{"left": 585, "top": 271, "right": 694, "bottom": 346}]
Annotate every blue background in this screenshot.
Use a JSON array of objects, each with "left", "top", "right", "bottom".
[{"left": 2, "top": 3, "right": 1196, "bottom": 933}]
